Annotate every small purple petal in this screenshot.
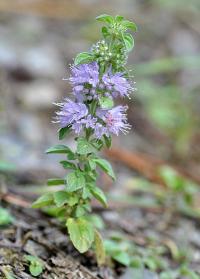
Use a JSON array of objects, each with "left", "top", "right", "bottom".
[{"left": 55, "top": 99, "right": 88, "bottom": 128}]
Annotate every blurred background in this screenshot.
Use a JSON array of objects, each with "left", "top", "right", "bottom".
[{"left": 0, "top": 0, "right": 200, "bottom": 186}]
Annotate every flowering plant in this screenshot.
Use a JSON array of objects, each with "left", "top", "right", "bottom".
[{"left": 33, "top": 14, "right": 137, "bottom": 264}]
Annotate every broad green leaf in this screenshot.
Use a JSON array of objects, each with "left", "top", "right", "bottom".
[
  {"left": 30, "top": 264, "right": 43, "bottom": 277},
  {"left": 89, "top": 185, "right": 107, "bottom": 207},
  {"left": 53, "top": 191, "right": 70, "bottom": 207},
  {"left": 94, "top": 230, "right": 106, "bottom": 265},
  {"left": 47, "top": 178, "right": 65, "bottom": 186},
  {"left": 58, "top": 127, "right": 71, "bottom": 140},
  {"left": 77, "top": 138, "right": 94, "bottom": 155},
  {"left": 103, "top": 135, "right": 112, "bottom": 148},
  {"left": 122, "top": 33, "right": 134, "bottom": 51},
  {"left": 0, "top": 207, "right": 14, "bottom": 226},
  {"left": 96, "top": 14, "right": 113, "bottom": 24},
  {"left": 122, "top": 20, "right": 137, "bottom": 31},
  {"left": 32, "top": 193, "right": 54, "bottom": 208},
  {"left": 25, "top": 255, "right": 44, "bottom": 277},
  {"left": 113, "top": 251, "right": 131, "bottom": 266},
  {"left": 74, "top": 52, "right": 94, "bottom": 65},
  {"left": 99, "top": 96, "right": 114, "bottom": 109},
  {"left": 66, "top": 217, "right": 94, "bottom": 253},
  {"left": 66, "top": 170, "right": 85, "bottom": 192},
  {"left": 92, "top": 158, "right": 116, "bottom": 180},
  {"left": 60, "top": 161, "right": 76, "bottom": 170},
  {"left": 46, "top": 145, "right": 73, "bottom": 155}
]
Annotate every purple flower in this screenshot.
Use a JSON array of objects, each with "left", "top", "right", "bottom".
[
  {"left": 71, "top": 121, "right": 83, "bottom": 134},
  {"left": 70, "top": 62, "right": 99, "bottom": 87},
  {"left": 72, "top": 85, "right": 84, "bottom": 102},
  {"left": 82, "top": 115, "right": 97, "bottom": 129},
  {"left": 55, "top": 99, "right": 88, "bottom": 128},
  {"left": 102, "top": 71, "right": 132, "bottom": 98},
  {"left": 98, "top": 106, "right": 131, "bottom": 136},
  {"left": 94, "top": 123, "right": 108, "bottom": 139}
]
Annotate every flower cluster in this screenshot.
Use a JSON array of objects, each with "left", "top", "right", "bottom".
[
  {"left": 55, "top": 99, "right": 130, "bottom": 138},
  {"left": 55, "top": 61, "right": 134, "bottom": 139},
  {"left": 70, "top": 62, "right": 133, "bottom": 101}
]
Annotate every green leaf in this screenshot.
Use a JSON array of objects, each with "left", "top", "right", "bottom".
[
  {"left": 77, "top": 138, "right": 94, "bottom": 155},
  {"left": 47, "top": 178, "right": 65, "bottom": 186},
  {"left": 104, "top": 239, "right": 119, "bottom": 253},
  {"left": 53, "top": 191, "right": 70, "bottom": 207},
  {"left": 144, "top": 257, "right": 157, "bottom": 271},
  {"left": 113, "top": 251, "right": 131, "bottom": 266},
  {"left": 46, "top": 145, "right": 73, "bottom": 155},
  {"left": 122, "top": 33, "right": 134, "bottom": 51},
  {"left": 82, "top": 186, "right": 92, "bottom": 199},
  {"left": 122, "top": 20, "right": 137, "bottom": 31},
  {"left": 103, "top": 135, "right": 112, "bottom": 148},
  {"left": 130, "top": 256, "right": 143, "bottom": 268},
  {"left": 159, "top": 166, "right": 184, "bottom": 191},
  {"left": 60, "top": 161, "right": 77, "bottom": 170},
  {"left": 89, "top": 185, "right": 107, "bottom": 207},
  {"left": 92, "top": 158, "right": 116, "bottom": 180},
  {"left": 115, "top": 15, "right": 124, "bottom": 22},
  {"left": 66, "top": 217, "right": 94, "bottom": 253},
  {"left": 32, "top": 193, "right": 54, "bottom": 208},
  {"left": 66, "top": 170, "right": 85, "bottom": 192},
  {"left": 86, "top": 171, "right": 97, "bottom": 183},
  {"left": 88, "top": 159, "right": 96, "bottom": 170},
  {"left": 0, "top": 207, "right": 14, "bottom": 226},
  {"left": 67, "top": 195, "right": 79, "bottom": 206},
  {"left": 99, "top": 96, "right": 114, "bottom": 109},
  {"left": 96, "top": 14, "right": 113, "bottom": 24},
  {"left": 74, "top": 52, "right": 94, "bottom": 65},
  {"left": 102, "top": 26, "right": 110, "bottom": 38},
  {"left": 94, "top": 230, "right": 106, "bottom": 266},
  {"left": 91, "top": 139, "right": 104, "bottom": 151},
  {"left": 75, "top": 205, "right": 86, "bottom": 217},
  {"left": 58, "top": 127, "right": 71, "bottom": 140},
  {"left": 85, "top": 214, "right": 105, "bottom": 229},
  {"left": 29, "top": 264, "right": 43, "bottom": 277},
  {"left": 25, "top": 255, "right": 44, "bottom": 277}
]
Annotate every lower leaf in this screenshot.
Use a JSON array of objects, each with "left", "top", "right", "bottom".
[{"left": 66, "top": 217, "right": 94, "bottom": 253}]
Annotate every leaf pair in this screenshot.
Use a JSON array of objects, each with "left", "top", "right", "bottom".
[
  {"left": 96, "top": 14, "right": 137, "bottom": 32},
  {"left": 96, "top": 14, "right": 137, "bottom": 52},
  {"left": 24, "top": 255, "right": 44, "bottom": 277}
]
